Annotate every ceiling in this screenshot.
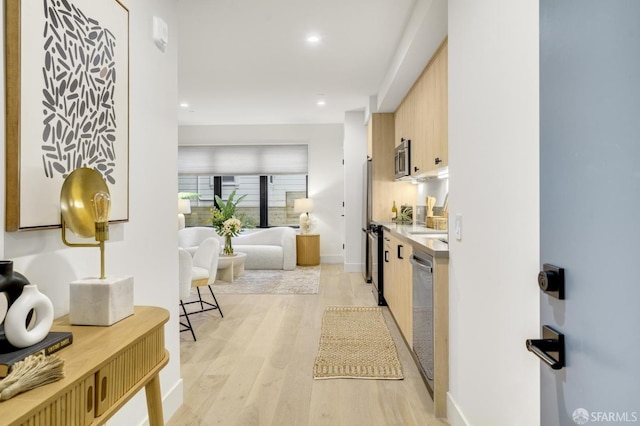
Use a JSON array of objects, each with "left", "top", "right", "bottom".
[{"left": 176, "top": 0, "right": 436, "bottom": 126}]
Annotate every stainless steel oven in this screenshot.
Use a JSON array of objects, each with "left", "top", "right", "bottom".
[{"left": 394, "top": 138, "right": 411, "bottom": 180}]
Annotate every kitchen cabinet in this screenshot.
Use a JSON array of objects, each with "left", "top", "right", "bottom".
[
  {"left": 369, "top": 114, "right": 415, "bottom": 222},
  {"left": 383, "top": 229, "right": 413, "bottom": 342},
  {"left": 394, "top": 38, "right": 448, "bottom": 177},
  {"left": 382, "top": 225, "right": 449, "bottom": 419}
]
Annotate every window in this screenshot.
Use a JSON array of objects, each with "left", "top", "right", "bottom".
[{"left": 178, "top": 174, "right": 307, "bottom": 228}]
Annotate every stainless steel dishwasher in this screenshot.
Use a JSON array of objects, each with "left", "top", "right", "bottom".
[{"left": 411, "top": 249, "right": 434, "bottom": 393}]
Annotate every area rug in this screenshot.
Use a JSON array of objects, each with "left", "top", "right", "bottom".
[
  {"left": 313, "top": 306, "right": 404, "bottom": 380},
  {"left": 212, "top": 265, "right": 320, "bottom": 294}
]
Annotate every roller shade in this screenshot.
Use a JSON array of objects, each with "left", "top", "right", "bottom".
[{"left": 178, "top": 145, "right": 308, "bottom": 175}]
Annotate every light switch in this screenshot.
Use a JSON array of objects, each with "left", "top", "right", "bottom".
[{"left": 454, "top": 214, "right": 462, "bottom": 240}]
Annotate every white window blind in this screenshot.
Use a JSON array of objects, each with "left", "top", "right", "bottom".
[{"left": 178, "top": 145, "right": 308, "bottom": 175}]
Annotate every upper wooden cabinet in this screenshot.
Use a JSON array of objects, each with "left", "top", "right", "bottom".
[
  {"left": 368, "top": 113, "right": 416, "bottom": 221},
  {"left": 395, "top": 39, "right": 448, "bottom": 177}
]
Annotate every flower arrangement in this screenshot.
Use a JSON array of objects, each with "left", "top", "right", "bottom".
[{"left": 211, "top": 189, "right": 246, "bottom": 255}]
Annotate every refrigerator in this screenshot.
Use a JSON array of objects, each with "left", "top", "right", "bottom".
[{"left": 361, "top": 158, "right": 372, "bottom": 283}]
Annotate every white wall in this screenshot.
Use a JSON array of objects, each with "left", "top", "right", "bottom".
[
  {"left": 447, "top": 1, "right": 540, "bottom": 425},
  {"left": 1, "top": 1, "right": 182, "bottom": 424},
  {"left": 343, "top": 111, "right": 367, "bottom": 273},
  {"left": 179, "top": 124, "right": 345, "bottom": 263}
]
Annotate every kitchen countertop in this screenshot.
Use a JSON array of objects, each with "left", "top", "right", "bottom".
[{"left": 374, "top": 221, "right": 449, "bottom": 259}]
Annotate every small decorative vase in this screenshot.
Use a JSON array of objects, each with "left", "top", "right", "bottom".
[
  {"left": 4, "top": 284, "right": 54, "bottom": 348},
  {"left": 223, "top": 234, "right": 234, "bottom": 256},
  {"left": 0, "top": 260, "right": 30, "bottom": 329}
]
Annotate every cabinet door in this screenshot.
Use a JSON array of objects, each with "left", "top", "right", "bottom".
[
  {"left": 366, "top": 117, "right": 373, "bottom": 158},
  {"left": 371, "top": 113, "right": 397, "bottom": 222},
  {"left": 410, "top": 74, "right": 428, "bottom": 177},
  {"left": 382, "top": 231, "right": 395, "bottom": 309},
  {"left": 433, "top": 41, "right": 448, "bottom": 168},
  {"left": 395, "top": 240, "right": 413, "bottom": 341}
]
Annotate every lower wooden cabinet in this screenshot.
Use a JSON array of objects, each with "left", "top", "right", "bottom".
[{"left": 383, "top": 230, "right": 413, "bottom": 342}]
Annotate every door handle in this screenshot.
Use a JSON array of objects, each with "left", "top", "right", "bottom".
[{"left": 526, "top": 325, "right": 565, "bottom": 370}]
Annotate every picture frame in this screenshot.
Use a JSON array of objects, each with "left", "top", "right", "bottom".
[{"left": 5, "top": 0, "right": 129, "bottom": 231}]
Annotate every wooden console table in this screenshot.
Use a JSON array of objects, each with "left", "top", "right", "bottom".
[{"left": 0, "top": 306, "right": 169, "bottom": 426}]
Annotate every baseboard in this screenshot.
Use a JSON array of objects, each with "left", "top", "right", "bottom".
[
  {"left": 447, "top": 392, "right": 470, "bottom": 426},
  {"left": 343, "top": 262, "right": 363, "bottom": 273},
  {"left": 136, "top": 378, "right": 184, "bottom": 426},
  {"left": 162, "top": 378, "right": 184, "bottom": 423},
  {"left": 320, "top": 254, "right": 343, "bottom": 264}
]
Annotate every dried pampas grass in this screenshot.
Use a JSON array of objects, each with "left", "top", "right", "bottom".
[{"left": 0, "top": 353, "right": 64, "bottom": 401}]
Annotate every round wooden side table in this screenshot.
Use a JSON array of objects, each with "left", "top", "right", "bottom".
[{"left": 296, "top": 234, "right": 320, "bottom": 266}]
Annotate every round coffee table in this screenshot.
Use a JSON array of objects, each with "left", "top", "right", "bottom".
[{"left": 217, "top": 252, "right": 247, "bottom": 282}]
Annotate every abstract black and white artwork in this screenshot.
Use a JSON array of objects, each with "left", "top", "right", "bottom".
[{"left": 5, "top": 0, "right": 129, "bottom": 231}]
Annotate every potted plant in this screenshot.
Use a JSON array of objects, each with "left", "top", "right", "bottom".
[{"left": 211, "top": 189, "right": 247, "bottom": 255}]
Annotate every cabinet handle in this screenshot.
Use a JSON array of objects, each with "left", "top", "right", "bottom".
[
  {"left": 435, "top": 157, "right": 442, "bottom": 165},
  {"left": 384, "top": 251, "right": 389, "bottom": 263},
  {"left": 414, "top": 166, "right": 420, "bottom": 172},
  {"left": 87, "top": 385, "right": 94, "bottom": 413},
  {"left": 101, "top": 376, "right": 108, "bottom": 402},
  {"left": 397, "top": 245, "right": 404, "bottom": 259}
]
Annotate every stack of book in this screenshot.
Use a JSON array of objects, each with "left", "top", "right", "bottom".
[{"left": 0, "top": 331, "right": 73, "bottom": 378}]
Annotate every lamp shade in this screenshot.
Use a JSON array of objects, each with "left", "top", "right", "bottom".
[
  {"left": 294, "top": 198, "right": 313, "bottom": 213},
  {"left": 178, "top": 199, "right": 191, "bottom": 214}
]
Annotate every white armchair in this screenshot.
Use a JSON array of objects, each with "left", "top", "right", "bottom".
[
  {"left": 178, "top": 227, "right": 219, "bottom": 256},
  {"left": 178, "top": 237, "right": 223, "bottom": 340}
]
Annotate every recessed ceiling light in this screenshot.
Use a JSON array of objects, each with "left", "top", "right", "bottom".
[
  {"left": 179, "top": 102, "right": 189, "bottom": 108},
  {"left": 306, "top": 34, "right": 321, "bottom": 44},
  {"left": 316, "top": 98, "right": 326, "bottom": 107}
]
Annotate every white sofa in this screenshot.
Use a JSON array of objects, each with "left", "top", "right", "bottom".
[{"left": 178, "top": 226, "right": 297, "bottom": 271}]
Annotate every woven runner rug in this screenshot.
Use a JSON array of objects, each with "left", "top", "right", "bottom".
[
  {"left": 313, "top": 306, "right": 404, "bottom": 380},
  {"left": 212, "top": 265, "right": 320, "bottom": 294}
]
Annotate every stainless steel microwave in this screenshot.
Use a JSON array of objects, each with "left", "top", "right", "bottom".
[{"left": 394, "top": 138, "right": 411, "bottom": 179}]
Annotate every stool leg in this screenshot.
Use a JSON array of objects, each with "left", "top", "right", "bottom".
[
  {"left": 196, "top": 286, "right": 204, "bottom": 310},
  {"left": 180, "top": 300, "right": 196, "bottom": 341},
  {"left": 207, "top": 285, "right": 223, "bottom": 318}
]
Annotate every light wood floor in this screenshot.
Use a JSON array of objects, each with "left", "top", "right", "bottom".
[{"left": 167, "top": 264, "right": 447, "bottom": 426}]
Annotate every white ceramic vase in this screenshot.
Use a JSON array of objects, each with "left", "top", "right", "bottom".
[{"left": 4, "top": 284, "right": 54, "bottom": 348}]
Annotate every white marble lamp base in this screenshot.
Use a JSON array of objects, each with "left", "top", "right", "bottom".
[{"left": 69, "top": 276, "right": 134, "bottom": 326}]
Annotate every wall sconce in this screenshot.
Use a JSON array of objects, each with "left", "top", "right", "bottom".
[
  {"left": 60, "top": 167, "right": 133, "bottom": 326},
  {"left": 294, "top": 198, "right": 314, "bottom": 234},
  {"left": 60, "top": 168, "right": 111, "bottom": 279}
]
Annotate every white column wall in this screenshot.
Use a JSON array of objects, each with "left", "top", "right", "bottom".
[
  {"left": 447, "top": 1, "right": 540, "bottom": 425},
  {"left": 343, "top": 111, "right": 367, "bottom": 273},
  {"left": 1, "top": 1, "right": 182, "bottom": 424},
  {"left": 178, "top": 124, "right": 345, "bottom": 264}
]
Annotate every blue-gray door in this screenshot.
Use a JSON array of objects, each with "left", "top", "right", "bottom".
[{"left": 539, "top": 1, "right": 640, "bottom": 425}]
